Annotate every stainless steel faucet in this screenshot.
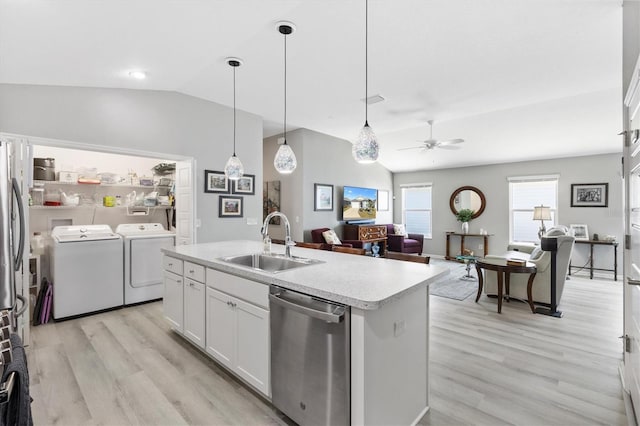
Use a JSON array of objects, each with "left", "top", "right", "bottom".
[{"left": 261, "top": 211, "right": 295, "bottom": 258}]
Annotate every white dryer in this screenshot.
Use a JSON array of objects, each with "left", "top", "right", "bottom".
[
  {"left": 116, "top": 223, "right": 175, "bottom": 305},
  {"left": 51, "top": 225, "right": 124, "bottom": 320}
]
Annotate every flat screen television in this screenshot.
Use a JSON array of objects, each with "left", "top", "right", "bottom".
[{"left": 342, "top": 186, "right": 377, "bottom": 221}]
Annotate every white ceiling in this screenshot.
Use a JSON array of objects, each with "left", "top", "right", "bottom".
[{"left": 0, "top": 0, "right": 623, "bottom": 172}]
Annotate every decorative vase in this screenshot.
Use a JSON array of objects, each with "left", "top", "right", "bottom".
[{"left": 461, "top": 222, "right": 469, "bottom": 234}]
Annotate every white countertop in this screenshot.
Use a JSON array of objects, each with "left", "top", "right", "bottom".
[{"left": 162, "top": 240, "right": 449, "bottom": 310}]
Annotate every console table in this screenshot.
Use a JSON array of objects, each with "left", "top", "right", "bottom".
[
  {"left": 343, "top": 224, "right": 388, "bottom": 256},
  {"left": 568, "top": 239, "right": 618, "bottom": 281},
  {"left": 445, "top": 232, "right": 492, "bottom": 260}
]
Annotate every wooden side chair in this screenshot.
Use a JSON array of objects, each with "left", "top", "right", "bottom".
[
  {"left": 384, "top": 251, "right": 430, "bottom": 264},
  {"left": 294, "top": 242, "right": 324, "bottom": 250},
  {"left": 332, "top": 246, "right": 366, "bottom": 255}
]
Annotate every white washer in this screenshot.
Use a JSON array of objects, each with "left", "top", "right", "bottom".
[
  {"left": 51, "top": 225, "right": 124, "bottom": 320},
  {"left": 116, "top": 223, "right": 175, "bottom": 305}
]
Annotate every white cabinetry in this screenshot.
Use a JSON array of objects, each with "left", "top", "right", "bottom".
[
  {"left": 184, "top": 278, "right": 205, "bottom": 348},
  {"left": 206, "top": 269, "right": 270, "bottom": 396},
  {"left": 163, "top": 269, "right": 183, "bottom": 332}
]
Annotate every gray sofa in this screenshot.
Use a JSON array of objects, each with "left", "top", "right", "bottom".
[{"left": 482, "top": 226, "right": 575, "bottom": 305}]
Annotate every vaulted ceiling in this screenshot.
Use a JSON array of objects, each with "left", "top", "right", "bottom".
[{"left": 0, "top": 0, "right": 623, "bottom": 172}]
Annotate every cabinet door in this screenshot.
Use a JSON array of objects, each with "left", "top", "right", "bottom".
[
  {"left": 235, "top": 298, "right": 270, "bottom": 396},
  {"left": 183, "top": 279, "right": 205, "bottom": 348},
  {"left": 163, "top": 271, "right": 184, "bottom": 332},
  {"left": 205, "top": 287, "right": 235, "bottom": 369}
]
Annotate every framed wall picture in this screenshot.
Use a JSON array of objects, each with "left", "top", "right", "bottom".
[
  {"left": 570, "top": 183, "right": 608, "bottom": 207},
  {"left": 205, "top": 170, "right": 229, "bottom": 193},
  {"left": 264, "top": 180, "right": 281, "bottom": 225},
  {"left": 377, "top": 189, "right": 389, "bottom": 211},
  {"left": 314, "top": 183, "right": 333, "bottom": 211},
  {"left": 570, "top": 224, "right": 589, "bottom": 241},
  {"left": 219, "top": 196, "right": 243, "bottom": 218},
  {"left": 232, "top": 174, "right": 255, "bottom": 195}
]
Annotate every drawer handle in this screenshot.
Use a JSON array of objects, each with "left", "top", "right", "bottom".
[
  {"left": 628, "top": 277, "right": 640, "bottom": 286},
  {"left": 189, "top": 282, "right": 195, "bottom": 288},
  {"left": 189, "top": 269, "right": 195, "bottom": 274},
  {"left": 168, "top": 263, "right": 173, "bottom": 267},
  {"left": 177, "top": 279, "right": 182, "bottom": 283}
]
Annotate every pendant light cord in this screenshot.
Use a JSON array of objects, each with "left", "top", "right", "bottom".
[
  {"left": 233, "top": 65, "right": 237, "bottom": 156},
  {"left": 365, "top": 0, "right": 368, "bottom": 125},
  {"left": 284, "top": 31, "right": 288, "bottom": 144}
]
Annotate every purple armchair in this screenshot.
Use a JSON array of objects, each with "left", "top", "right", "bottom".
[
  {"left": 385, "top": 224, "right": 424, "bottom": 254},
  {"left": 310, "top": 228, "right": 364, "bottom": 251}
]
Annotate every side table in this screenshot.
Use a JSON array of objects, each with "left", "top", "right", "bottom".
[{"left": 475, "top": 259, "right": 537, "bottom": 314}]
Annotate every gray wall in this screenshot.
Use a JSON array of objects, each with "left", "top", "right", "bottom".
[
  {"left": 394, "top": 153, "right": 623, "bottom": 274},
  {"left": 0, "top": 83, "right": 264, "bottom": 243},
  {"left": 264, "top": 128, "right": 393, "bottom": 242}
]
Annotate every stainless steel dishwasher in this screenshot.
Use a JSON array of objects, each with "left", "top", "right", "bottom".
[{"left": 269, "top": 285, "right": 350, "bottom": 426}]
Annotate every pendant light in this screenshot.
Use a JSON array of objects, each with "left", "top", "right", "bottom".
[
  {"left": 274, "top": 22, "right": 298, "bottom": 174},
  {"left": 352, "top": 0, "right": 379, "bottom": 164},
  {"left": 224, "top": 58, "right": 244, "bottom": 180}
]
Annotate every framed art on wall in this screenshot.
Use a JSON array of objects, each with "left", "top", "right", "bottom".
[
  {"left": 314, "top": 183, "right": 333, "bottom": 211},
  {"left": 219, "top": 196, "right": 243, "bottom": 217},
  {"left": 232, "top": 174, "right": 255, "bottom": 195},
  {"left": 570, "top": 183, "right": 608, "bottom": 207},
  {"left": 263, "top": 180, "right": 281, "bottom": 225},
  {"left": 205, "top": 170, "right": 229, "bottom": 193},
  {"left": 377, "top": 190, "right": 389, "bottom": 211},
  {"left": 569, "top": 224, "right": 589, "bottom": 241}
]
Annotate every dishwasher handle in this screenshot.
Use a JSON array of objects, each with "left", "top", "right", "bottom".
[{"left": 269, "top": 293, "right": 345, "bottom": 323}]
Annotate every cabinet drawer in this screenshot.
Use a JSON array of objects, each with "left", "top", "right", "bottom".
[
  {"left": 184, "top": 261, "right": 205, "bottom": 283},
  {"left": 163, "top": 256, "right": 183, "bottom": 275},
  {"left": 206, "top": 268, "right": 269, "bottom": 309},
  {"left": 360, "top": 225, "right": 386, "bottom": 239}
]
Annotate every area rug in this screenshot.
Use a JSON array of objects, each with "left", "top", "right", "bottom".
[{"left": 428, "top": 259, "right": 479, "bottom": 301}]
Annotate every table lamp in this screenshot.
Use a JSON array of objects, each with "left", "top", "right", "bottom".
[{"left": 533, "top": 205, "right": 552, "bottom": 239}]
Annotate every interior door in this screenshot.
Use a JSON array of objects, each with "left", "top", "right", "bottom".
[
  {"left": 175, "top": 160, "right": 194, "bottom": 245},
  {"left": 624, "top": 59, "right": 640, "bottom": 417}
]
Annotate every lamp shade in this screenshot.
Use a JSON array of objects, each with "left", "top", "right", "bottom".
[
  {"left": 352, "top": 122, "right": 379, "bottom": 163},
  {"left": 274, "top": 142, "right": 297, "bottom": 174},
  {"left": 224, "top": 154, "right": 244, "bottom": 180},
  {"left": 533, "top": 205, "right": 552, "bottom": 221}
]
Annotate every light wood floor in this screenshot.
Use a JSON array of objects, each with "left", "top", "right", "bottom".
[{"left": 27, "top": 271, "right": 627, "bottom": 425}]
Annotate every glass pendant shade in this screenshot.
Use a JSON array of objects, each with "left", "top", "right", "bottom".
[
  {"left": 224, "top": 154, "right": 244, "bottom": 180},
  {"left": 352, "top": 122, "right": 379, "bottom": 164},
  {"left": 224, "top": 57, "right": 244, "bottom": 180},
  {"left": 274, "top": 142, "right": 297, "bottom": 174}
]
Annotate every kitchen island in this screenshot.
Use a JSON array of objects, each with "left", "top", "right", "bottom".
[{"left": 162, "top": 240, "right": 448, "bottom": 426}]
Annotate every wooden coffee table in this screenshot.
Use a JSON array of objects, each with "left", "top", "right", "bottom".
[{"left": 475, "top": 259, "right": 537, "bottom": 313}]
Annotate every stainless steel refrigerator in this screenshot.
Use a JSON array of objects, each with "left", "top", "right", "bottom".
[{"left": 0, "top": 137, "right": 28, "bottom": 336}]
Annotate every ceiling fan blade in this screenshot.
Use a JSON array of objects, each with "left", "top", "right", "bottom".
[
  {"left": 437, "top": 145, "right": 462, "bottom": 150},
  {"left": 397, "top": 146, "right": 425, "bottom": 151},
  {"left": 437, "top": 138, "right": 464, "bottom": 145}
]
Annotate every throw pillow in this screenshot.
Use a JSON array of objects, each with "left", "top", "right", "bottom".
[
  {"left": 546, "top": 226, "right": 568, "bottom": 236},
  {"left": 393, "top": 224, "right": 409, "bottom": 237},
  {"left": 322, "top": 230, "right": 342, "bottom": 245},
  {"left": 529, "top": 247, "right": 544, "bottom": 260}
]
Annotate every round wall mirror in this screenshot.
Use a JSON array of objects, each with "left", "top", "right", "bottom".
[{"left": 450, "top": 186, "right": 486, "bottom": 219}]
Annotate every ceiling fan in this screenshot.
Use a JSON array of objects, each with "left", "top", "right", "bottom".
[{"left": 398, "top": 120, "right": 464, "bottom": 152}]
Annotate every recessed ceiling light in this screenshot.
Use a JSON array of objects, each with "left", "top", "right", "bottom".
[{"left": 128, "top": 70, "right": 147, "bottom": 80}]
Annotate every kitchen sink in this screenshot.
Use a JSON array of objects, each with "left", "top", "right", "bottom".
[{"left": 219, "top": 253, "right": 324, "bottom": 273}]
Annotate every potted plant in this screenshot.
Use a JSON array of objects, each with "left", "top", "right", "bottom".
[{"left": 456, "top": 208, "right": 474, "bottom": 234}]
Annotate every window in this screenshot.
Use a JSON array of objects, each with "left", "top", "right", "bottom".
[
  {"left": 401, "top": 185, "right": 432, "bottom": 238},
  {"left": 509, "top": 176, "right": 558, "bottom": 243}
]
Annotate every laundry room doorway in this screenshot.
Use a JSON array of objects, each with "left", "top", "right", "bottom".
[{"left": 2, "top": 132, "right": 195, "bottom": 344}]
